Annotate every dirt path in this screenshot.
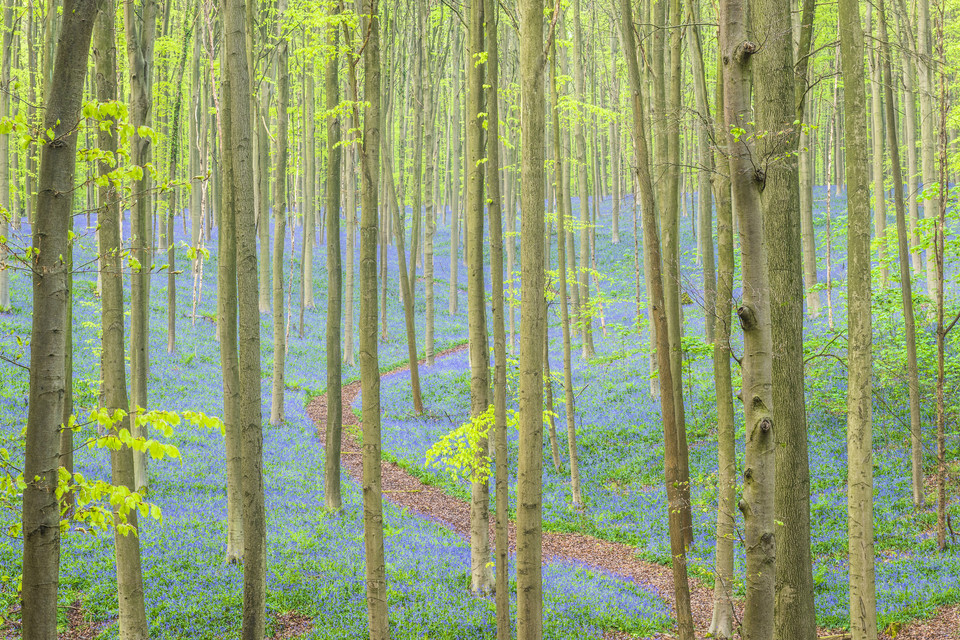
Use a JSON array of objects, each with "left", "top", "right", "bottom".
[
  {"left": 307, "top": 344, "right": 729, "bottom": 639},
  {"left": 308, "top": 345, "right": 960, "bottom": 640}
]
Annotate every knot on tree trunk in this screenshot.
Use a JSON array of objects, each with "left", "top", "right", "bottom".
[
  {"left": 735, "top": 41, "right": 757, "bottom": 63},
  {"left": 737, "top": 305, "right": 758, "bottom": 331}
]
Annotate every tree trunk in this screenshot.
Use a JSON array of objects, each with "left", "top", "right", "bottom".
[
  {"left": 517, "top": 0, "right": 545, "bottom": 634},
  {"left": 878, "top": 0, "right": 924, "bottom": 509},
  {"left": 0, "top": 4, "right": 12, "bottom": 310},
  {"left": 358, "top": 2, "right": 388, "bottom": 635},
  {"left": 867, "top": 5, "right": 888, "bottom": 288},
  {"left": 570, "top": 0, "right": 595, "bottom": 359},
  {"left": 720, "top": 2, "right": 776, "bottom": 637},
  {"left": 621, "top": 1, "right": 694, "bottom": 637},
  {"left": 551, "top": 37, "right": 580, "bottom": 507},
  {"left": 223, "top": 0, "right": 266, "bottom": 635},
  {"left": 325, "top": 3, "right": 344, "bottom": 513},
  {"left": 686, "top": 0, "right": 715, "bottom": 344},
  {"left": 485, "top": 2, "right": 509, "bottom": 631},
  {"left": 708, "top": 62, "right": 736, "bottom": 640},
  {"left": 124, "top": 0, "right": 157, "bottom": 492},
  {"left": 917, "top": 0, "right": 938, "bottom": 302},
  {"left": 344, "top": 73, "right": 356, "bottom": 368},
  {"left": 22, "top": 1, "right": 96, "bottom": 637},
  {"left": 465, "top": 0, "right": 493, "bottom": 595},
  {"left": 753, "top": 0, "right": 817, "bottom": 637},
  {"left": 270, "top": 2, "right": 289, "bottom": 426},
  {"left": 94, "top": 3, "right": 151, "bottom": 637},
  {"left": 838, "top": 0, "right": 878, "bottom": 635},
  {"left": 303, "top": 64, "right": 316, "bottom": 310}
]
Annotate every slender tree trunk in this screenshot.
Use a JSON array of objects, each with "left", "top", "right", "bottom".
[
  {"left": 344, "top": 78, "right": 356, "bottom": 368},
  {"left": 933, "top": 4, "right": 948, "bottom": 551},
  {"left": 0, "top": 4, "right": 12, "bottom": 310},
  {"left": 570, "top": 0, "right": 595, "bottom": 358},
  {"left": 708, "top": 62, "right": 736, "bottom": 640},
  {"left": 485, "top": 2, "right": 509, "bottom": 631},
  {"left": 838, "top": 0, "right": 877, "bottom": 635},
  {"left": 22, "top": 2, "right": 96, "bottom": 638},
  {"left": 223, "top": 0, "right": 266, "bottom": 635},
  {"left": 270, "top": 3, "right": 289, "bottom": 426},
  {"left": 621, "top": 2, "right": 694, "bottom": 637},
  {"left": 868, "top": 5, "right": 888, "bottom": 288},
  {"left": 917, "top": 0, "right": 938, "bottom": 301},
  {"left": 465, "top": 0, "right": 493, "bottom": 595},
  {"left": 551, "top": 37, "right": 580, "bottom": 507},
  {"left": 325, "top": 4, "right": 344, "bottom": 513},
  {"left": 449, "top": 40, "right": 462, "bottom": 317},
  {"left": 357, "top": 2, "right": 388, "bottom": 635},
  {"left": 303, "top": 64, "right": 316, "bottom": 309},
  {"left": 720, "top": 2, "right": 776, "bottom": 637},
  {"left": 686, "top": 0, "right": 715, "bottom": 344},
  {"left": 94, "top": 3, "right": 151, "bottom": 637},
  {"left": 878, "top": 0, "right": 924, "bottom": 509},
  {"left": 517, "top": 0, "right": 545, "bottom": 634},
  {"left": 124, "top": 0, "right": 157, "bottom": 492}
]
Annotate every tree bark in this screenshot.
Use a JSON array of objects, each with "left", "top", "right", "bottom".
[
  {"left": 124, "top": 0, "right": 157, "bottom": 492},
  {"left": 621, "top": 1, "right": 694, "bottom": 637},
  {"left": 838, "top": 0, "right": 878, "bottom": 635},
  {"left": 708, "top": 61, "right": 736, "bottom": 640},
  {"left": 325, "top": 3, "right": 344, "bottom": 513},
  {"left": 22, "top": 1, "right": 97, "bottom": 638},
  {"left": 223, "top": 0, "right": 266, "bottom": 635},
  {"left": 358, "top": 2, "right": 388, "bottom": 635},
  {"left": 270, "top": 0, "right": 289, "bottom": 426},
  {"left": 753, "top": 0, "right": 817, "bottom": 637},
  {"left": 517, "top": 0, "right": 545, "bottom": 634},
  {"left": 720, "top": 2, "right": 776, "bottom": 637}
]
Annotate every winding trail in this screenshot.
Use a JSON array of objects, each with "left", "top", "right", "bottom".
[
  {"left": 307, "top": 345, "right": 960, "bottom": 640},
  {"left": 307, "top": 344, "right": 727, "bottom": 639}
]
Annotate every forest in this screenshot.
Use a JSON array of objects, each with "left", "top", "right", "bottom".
[{"left": 1, "top": 0, "right": 959, "bottom": 638}]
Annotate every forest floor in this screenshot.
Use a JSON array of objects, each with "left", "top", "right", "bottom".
[{"left": 306, "top": 343, "right": 960, "bottom": 640}]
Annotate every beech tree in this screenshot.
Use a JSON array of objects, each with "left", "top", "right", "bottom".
[{"left": 21, "top": 0, "right": 97, "bottom": 637}]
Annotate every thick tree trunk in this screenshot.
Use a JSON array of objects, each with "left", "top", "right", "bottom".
[
  {"left": 22, "top": 2, "right": 96, "bottom": 638},
  {"left": 720, "top": 2, "right": 776, "bottom": 637},
  {"left": 753, "top": 1, "right": 817, "bottom": 638}
]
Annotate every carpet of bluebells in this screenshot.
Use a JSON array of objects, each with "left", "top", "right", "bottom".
[
  {"left": 0, "top": 203, "right": 672, "bottom": 638},
  {"left": 373, "top": 187, "right": 960, "bottom": 631}
]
